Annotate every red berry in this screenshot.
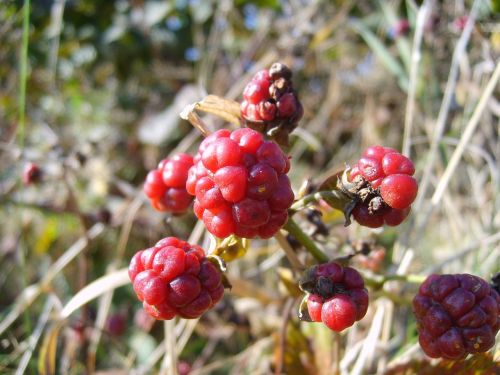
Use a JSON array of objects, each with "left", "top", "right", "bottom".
[
  {"left": 383, "top": 207, "right": 410, "bottom": 226},
  {"left": 380, "top": 174, "right": 418, "bottom": 210},
  {"left": 306, "top": 263, "right": 369, "bottom": 332},
  {"left": 382, "top": 152, "right": 415, "bottom": 176},
  {"left": 162, "top": 154, "right": 194, "bottom": 187},
  {"left": 106, "top": 312, "right": 127, "bottom": 336},
  {"left": 350, "top": 146, "right": 418, "bottom": 227},
  {"left": 187, "top": 128, "right": 294, "bottom": 239},
  {"left": 259, "top": 101, "right": 277, "bottom": 121},
  {"left": 240, "top": 65, "right": 302, "bottom": 125},
  {"left": 358, "top": 157, "right": 384, "bottom": 182},
  {"left": 22, "top": 162, "right": 42, "bottom": 185},
  {"left": 277, "top": 93, "right": 298, "bottom": 118},
  {"left": 362, "top": 146, "right": 397, "bottom": 161},
  {"left": 321, "top": 294, "right": 358, "bottom": 332},
  {"left": 144, "top": 153, "right": 194, "bottom": 213},
  {"left": 243, "top": 80, "right": 270, "bottom": 104},
  {"left": 129, "top": 237, "right": 225, "bottom": 320},
  {"left": 351, "top": 203, "right": 384, "bottom": 228},
  {"left": 412, "top": 273, "right": 500, "bottom": 359}
]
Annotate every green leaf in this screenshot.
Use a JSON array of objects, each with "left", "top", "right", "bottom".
[{"left": 350, "top": 18, "right": 409, "bottom": 91}]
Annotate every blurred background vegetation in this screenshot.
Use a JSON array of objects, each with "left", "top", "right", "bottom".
[{"left": 0, "top": 0, "right": 499, "bottom": 374}]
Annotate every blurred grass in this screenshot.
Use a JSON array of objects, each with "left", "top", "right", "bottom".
[{"left": 1, "top": 0, "right": 499, "bottom": 374}]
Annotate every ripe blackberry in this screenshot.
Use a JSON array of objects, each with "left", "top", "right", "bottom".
[
  {"left": 412, "top": 273, "right": 500, "bottom": 359},
  {"left": 303, "top": 262, "right": 369, "bottom": 332},
  {"left": 186, "top": 128, "right": 294, "bottom": 239},
  {"left": 129, "top": 237, "right": 225, "bottom": 320},
  {"left": 348, "top": 146, "right": 417, "bottom": 228},
  {"left": 144, "top": 153, "right": 194, "bottom": 213}
]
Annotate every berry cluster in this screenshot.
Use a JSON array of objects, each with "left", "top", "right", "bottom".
[
  {"left": 413, "top": 273, "right": 500, "bottom": 359},
  {"left": 186, "top": 128, "right": 294, "bottom": 239},
  {"left": 241, "top": 63, "right": 303, "bottom": 143},
  {"left": 129, "top": 237, "right": 225, "bottom": 320},
  {"left": 349, "top": 146, "right": 418, "bottom": 228},
  {"left": 303, "top": 262, "right": 369, "bottom": 332},
  {"left": 143, "top": 154, "right": 194, "bottom": 213}
]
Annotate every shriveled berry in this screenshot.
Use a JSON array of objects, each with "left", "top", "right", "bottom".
[
  {"left": 241, "top": 64, "right": 303, "bottom": 128},
  {"left": 129, "top": 237, "right": 225, "bottom": 320}
]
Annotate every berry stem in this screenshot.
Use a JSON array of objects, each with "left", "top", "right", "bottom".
[
  {"left": 283, "top": 218, "right": 329, "bottom": 263},
  {"left": 289, "top": 190, "right": 350, "bottom": 213},
  {"left": 361, "top": 272, "right": 426, "bottom": 288}
]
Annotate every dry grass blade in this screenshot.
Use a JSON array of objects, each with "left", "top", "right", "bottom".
[
  {"left": 431, "top": 62, "right": 500, "bottom": 206},
  {"left": 402, "top": 0, "right": 431, "bottom": 156},
  {"left": 0, "top": 223, "right": 104, "bottom": 337},
  {"left": 60, "top": 268, "right": 129, "bottom": 319},
  {"left": 415, "top": 1, "right": 480, "bottom": 209},
  {"left": 15, "top": 296, "right": 55, "bottom": 375}
]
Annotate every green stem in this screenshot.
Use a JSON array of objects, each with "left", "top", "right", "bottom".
[
  {"left": 361, "top": 272, "right": 426, "bottom": 288},
  {"left": 283, "top": 218, "right": 329, "bottom": 263},
  {"left": 290, "top": 190, "right": 350, "bottom": 213}
]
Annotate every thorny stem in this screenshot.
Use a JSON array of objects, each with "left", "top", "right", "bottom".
[{"left": 283, "top": 218, "right": 329, "bottom": 263}]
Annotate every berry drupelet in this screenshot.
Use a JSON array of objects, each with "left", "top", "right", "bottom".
[
  {"left": 129, "top": 237, "right": 225, "bottom": 320},
  {"left": 302, "top": 262, "right": 369, "bottom": 332},
  {"left": 186, "top": 128, "right": 294, "bottom": 239},
  {"left": 143, "top": 153, "right": 194, "bottom": 214},
  {"left": 348, "top": 146, "right": 418, "bottom": 228},
  {"left": 412, "top": 273, "right": 500, "bottom": 360}
]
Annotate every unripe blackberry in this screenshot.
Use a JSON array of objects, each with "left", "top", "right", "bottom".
[
  {"left": 144, "top": 153, "right": 194, "bottom": 214},
  {"left": 303, "top": 262, "right": 369, "bottom": 332},
  {"left": 240, "top": 63, "right": 303, "bottom": 144},
  {"left": 129, "top": 237, "right": 225, "bottom": 320},
  {"left": 348, "top": 146, "right": 417, "bottom": 228},
  {"left": 412, "top": 273, "right": 500, "bottom": 359},
  {"left": 186, "top": 128, "right": 294, "bottom": 239}
]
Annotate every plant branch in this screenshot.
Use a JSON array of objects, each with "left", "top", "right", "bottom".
[
  {"left": 283, "top": 218, "right": 329, "bottom": 263},
  {"left": 290, "top": 190, "right": 348, "bottom": 213}
]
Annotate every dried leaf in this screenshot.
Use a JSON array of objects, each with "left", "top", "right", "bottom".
[
  {"left": 211, "top": 235, "right": 249, "bottom": 262},
  {"left": 277, "top": 267, "right": 302, "bottom": 298},
  {"left": 61, "top": 268, "right": 130, "bottom": 319},
  {"left": 195, "top": 95, "right": 242, "bottom": 125},
  {"left": 297, "top": 294, "right": 312, "bottom": 322},
  {"left": 273, "top": 321, "right": 317, "bottom": 375},
  {"left": 180, "top": 95, "right": 242, "bottom": 135}
]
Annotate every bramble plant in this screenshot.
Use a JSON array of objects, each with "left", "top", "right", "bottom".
[
  {"left": 134, "top": 62, "right": 499, "bottom": 363},
  {"left": 5, "top": 3, "right": 500, "bottom": 374}
]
